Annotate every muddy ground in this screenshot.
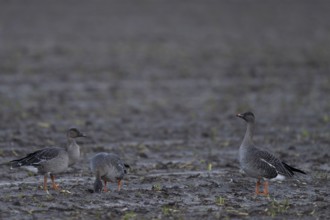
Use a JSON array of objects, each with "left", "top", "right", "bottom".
[{"left": 0, "top": 1, "right": 329, "bottom": 219}]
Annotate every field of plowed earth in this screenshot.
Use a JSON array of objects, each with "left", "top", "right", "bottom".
[{"left": 0, "top": 1, "right": 329, "bottom": 219}]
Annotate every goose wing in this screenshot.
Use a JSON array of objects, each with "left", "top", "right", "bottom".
[
  {"left": 10, "top": 147, "right": 62, "bottom": 167},
  {"left": 253, "top": 149, "right": 293, "bottom": 178}
]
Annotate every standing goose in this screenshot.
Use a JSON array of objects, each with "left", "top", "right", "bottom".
[
  {"left": 10, "top": 128, "right": 86, "bottom": 193},
  {"left": 90, "top": 152, "right": 130, "bottom": 193},
  {"left": 236, "top": 112, "right": 306, "bottom": 195}
]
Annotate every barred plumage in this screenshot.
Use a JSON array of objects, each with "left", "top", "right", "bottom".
[
  {"left": 237, "top": 112, "right": 306, "bottom": 195},
  {"left": 10, "top": 128, "right": 86, "bottom": 193},
  {"left": 90, "top": 152, "right": 130, "bottom": 193}
]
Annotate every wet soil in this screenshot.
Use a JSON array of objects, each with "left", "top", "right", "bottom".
[{"left": 0, "top": 1, "right": 330, "bottom": 219}]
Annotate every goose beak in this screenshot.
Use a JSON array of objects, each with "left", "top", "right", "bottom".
[{"left": 236, "top": 113, "right": 244, "bottom": 118}]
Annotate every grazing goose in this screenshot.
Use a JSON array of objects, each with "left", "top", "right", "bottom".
[
  {"left": 10, "top": 128, "right": 86, "bottom": 193},
  {"left": 236, "top": 112, "right": 306, "bottom": 195},
  {"left": 90, "top": 152, "right": 130, "bottom": 193}
]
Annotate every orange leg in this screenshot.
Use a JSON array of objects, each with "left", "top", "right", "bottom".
[
  {"left": 50, "top": 174, "right": 60, "bottom": 190},
  {"left": 262, "top": 181, "right": 269, "bottom": 196},
  {"left": 255, "top": 179, "right": 261, "bottom": 195},
  {"left": 103, "top": 180, "right": 108, "bottom": 192},
  {"left": 256, "top": 179, "right": 269, "bottom": 196},
  {"left": 117, "top": 179, "right": 122, "bottom": 191},
  {"left": 43, "top": 175, "right": 48, "bottom": 192}
]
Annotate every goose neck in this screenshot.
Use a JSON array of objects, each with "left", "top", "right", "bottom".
[{"left": 242, "top": 122, "right": 254, "bottom": 146}]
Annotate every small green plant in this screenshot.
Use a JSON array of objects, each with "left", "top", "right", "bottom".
[
  {"left": 162, "top": 206, "right": 170, "bottom": 216},
  {"left": 301, "top": 129, "right": 310, "bottom": 138},
  {"left": 12, "top": 150, "right": 18, "bottom": 156},
  {"left": 27, "top": 171, "right": 35, "bottom": 177},
  {"left": 31, "top": 196, "right": 38, "bottom": 203},
  {"left": 221, "top": 141, "right": 230, "bottom": 148},
  {"left": 37, "top": 121, "right": 51, "bottom": 128},
  {"left": 310, "top": 209, "right": 316, "bottom": 215},
  {"left": 162, "top": 205, "right": 179, "bottom": 216},
  {"left": 94, "top": 211, "right": 102, "bottom": 219},
  {"left": 210, "top": 127, "right": 218, "bottom": 142},
  {"left": 122, "top": 211, "right": 137, "bottom": 220},
  {"left": 46, "top": 194, "right": 55, "bottom": 200},
  {"left": 313, "top": 172, "right": 329, "bottom": 181},
  {"left": 17, "top": 194, "right": 25, "bottom": 199},
  {"left": 152, "top": 183, "right": 162, "bottom": 191},
  {"left": 215, "top": 196, "right": 225, "bottom": 206},
  {"left": 3, "top": 194, "right": 11, "bottom": 201},
  {"left": 266, "top": 199, "right": 290, "bottom": 217},
  {"left": 207, "top": 163, "right": 213, "bottom": 172}
]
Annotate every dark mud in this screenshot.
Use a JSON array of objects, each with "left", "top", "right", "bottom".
[{"left": 0, "top": 1, "right": 329, "bottom": 219}]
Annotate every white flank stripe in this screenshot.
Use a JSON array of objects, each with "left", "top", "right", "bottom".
[
  {"left": 260, "top": 158, "right": 276, "bottom": 169},
  {"left": 272, "top": 174, "right": 286, "bottom": 181},
  {"left": 22, "top": 166, "right": 39, "bottom": 173}
]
